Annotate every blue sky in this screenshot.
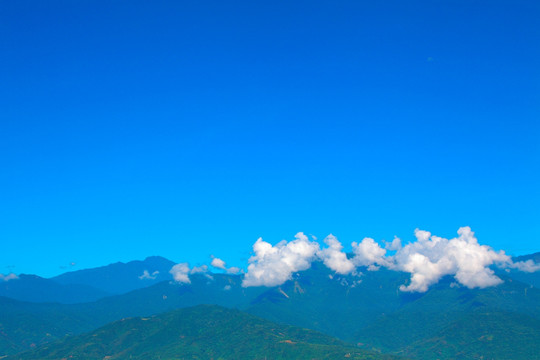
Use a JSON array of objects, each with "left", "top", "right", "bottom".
[{"left": 1, "top": 0, "right": 539, "bottom": 277}]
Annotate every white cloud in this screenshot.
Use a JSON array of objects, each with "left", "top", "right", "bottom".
[
  {"left": 317, "top": 234, "right": 355, "bottom": 274},
  {"left": 210, "top": 257, "right": 242, "bottom": 274},
  {"left": 393, "top": 227, "right": 508, "bottom": 292},
  {"left": 242, "top": 232, "right": 320, "bottom": 287},
  {"left": 367, "top": 264, "right": 381, "bottom": 271},
  {"left": 169, "top": 263, "right": 191, "bottom": 284},
  {"left": 211, "top": 257, "right": 227, "bottom": 270},
  {"left": 223, "top": 285, "right": 231, "bottom": 291},
  {"left": 189, "top": 265, "right": 214, "bottom": 280},
  {"left": 227, "top": 266, "right": 241, "bottom": 274},
  {"left": 238, "top": 227, "right": 539, "bottom": 292},
  {"left": 190, "top": 264, "right": 209, "bottom": 274},
  {"left": 138, "top": 270, "right": 159, "bottom": 280},
  {"left": 507, "top": 259, "right": 540, "bottom": 273},
  {"left": 351, "top": 237, "right": 388, "bottom": 268},
  {"left": 0, "top": 273, "right": 18, "bottom": 282}
]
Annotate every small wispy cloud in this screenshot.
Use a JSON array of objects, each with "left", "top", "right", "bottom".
[
  {"left": 506, "top": 259, "right": 540, "bottom": 272},
  {"left": 190, "top": 265, "right": 209, "bottom": 274},
  {"left": 227, "top": 266, "right": 241, "bottom": 275},
  {"left": 60, "top": 261, "right": 77, "bottom": 270},
  {"left": 138, "top": 270, "right": 159, "bottom": 280},
  {"left": 0, "top": 273, "right": 18, "bottom": 282},
  {"left": 211, "top": 257, "right": 242, "bottom": 274},
  {"left": 211, "top": 257, "right": 227, "bottom": 270}
]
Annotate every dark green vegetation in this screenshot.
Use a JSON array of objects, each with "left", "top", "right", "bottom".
[
  {"left": 0, "top": 273, "right": 267, "bottom": 357},
  {"left": 10, "top": 305, "right": 398, "bottom": 360},
  {"left": 1, "top": 256, "right": 539, "bottom": 359},
  {"left": 352, "top": 276, "right": 540, "bottom": 359},
  {"left": 402, "top": 311, "right": 540, "bottom": 360},
  {"left": 247, "top": 263, "right": 410, "bottom": 341},
  {"left": 246, "top": 264, "right": 540, "bottom": 360},
  {"left": 0, "top": 296, "right": 92, "bottom": 355}
]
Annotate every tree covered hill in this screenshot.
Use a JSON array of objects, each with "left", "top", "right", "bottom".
[
  {"left": 9, "top": 305, "right": 400, "bottom": 360},
  {"left": 401, "top": 310, "right": 540, "bottom": 360}
]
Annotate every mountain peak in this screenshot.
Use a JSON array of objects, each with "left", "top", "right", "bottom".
[{"left": 51, "top": 256, "right": 176, "bottom": 295}]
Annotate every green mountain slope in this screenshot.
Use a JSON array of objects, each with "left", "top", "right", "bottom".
[
  {"left": 10, "top": 305, "right": 400, "bottom": 360},
  {"left": 245, "top": 265, "right": 540, "bottom": 359},
  {"left": 402, "top": 310, "right": 540, "bottom": 360},
  {"left": 352, "top": 277, "right": 540, "bottom": 359},
  {"left": 0, "top": 296, "right": 95, "bottom": 356},
  {"left": 0, "top": 273, "right": 267, "bottom": 357},
  {"left": 247, "top": 263, "right": 410, "bottom": 342}
]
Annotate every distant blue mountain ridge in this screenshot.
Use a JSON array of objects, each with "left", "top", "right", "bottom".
[
  {"left": 1, "top": 253, "right": 539, "bottom": 304},
  {"left": 0, "top": 256, "right": 176, "bottom": 304},
  {"left": 51, "top": 255, "right": 176, "bottom": 295}
]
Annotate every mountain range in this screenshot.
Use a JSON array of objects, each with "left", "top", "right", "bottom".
[{"left": 1, "top": 253, "right": 539, "bottom": 359}]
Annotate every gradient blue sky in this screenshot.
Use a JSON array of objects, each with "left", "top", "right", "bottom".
[{"left": 1, "top": 0, "right": 539, "bottom": 277}]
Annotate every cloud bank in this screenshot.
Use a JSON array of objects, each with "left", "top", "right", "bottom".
[
  {"left": 169, "top": 227, "right": 539, "bottom": 292},
  {"left": 238, "top": 227, "right": 538, "bottom": 292},
  {"left": 391, "top": 227, "right": 510, "bottom": 292}
]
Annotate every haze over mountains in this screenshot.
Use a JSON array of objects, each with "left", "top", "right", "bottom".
[{"left": 1, "top": 246, "right": 540, "bottom": 359}]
